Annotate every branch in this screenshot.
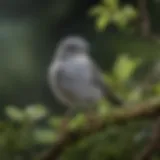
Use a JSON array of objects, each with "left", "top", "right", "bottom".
[
  {"left": 41, "top": 96, "right": 160, "bottom": 160},
  {"left": 134, "top": 116, "right": 160, "bottom": 160}
]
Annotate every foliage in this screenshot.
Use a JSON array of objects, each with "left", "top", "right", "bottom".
[
  {"left": 89, "top": 0, "right": 137, "bottom": 31},
  {"left": 0, "top": 1, "right": 160, "bottom": 160},
  {"left": 1, "top": 55, "right": 160, "bottom": 160}
]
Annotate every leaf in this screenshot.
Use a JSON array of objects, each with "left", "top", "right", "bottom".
[
  {"left": 34, "top": 129, "right": 56, "bottom": 144},
  {"left": 152, "top": 83, "right": 160, "bottom": 94},
  {"left": 98, "top": 102, "right": 110, "bottom": 117},
  {"left": 113, "top": 54, "right": 141, "bottom": 83},
  {"left": 89, "top": 0, "right": 137, "bottom": 31},
  {"left": 127, "top": 87, "right": 143, "bottom": 102},
  {"left": 123, "top": 5, "right": 137, "bottom": 19},
  {"left": 96, "top": 11, "right": 110, "bottom": 31},
  {"left": 88, "top": 5, "right": 105, "bottom": 16},
  {"left": 5, "top": 105, "right": 24, "bottom": 121},
  {"left": 113, "top": 5, "right": 137, "bottom": 29},
  {"left": 68, "top": 114, "right": 86, "bottom": 130},
  {"left": 48, "top": 116, "right": 62, "bottom": 128},
  {"left": 103, "top": 0, "right": 119, "bottom": 11},
  {"left": 112, "top": 11, "right": 128, "bottom": 29},
  {"left": 25, "top": 104, "right": 48, "bottom": 121}
]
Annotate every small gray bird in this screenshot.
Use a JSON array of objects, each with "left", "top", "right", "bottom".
[{"left": 48, "top": 36, "right": 123, "bottom": 111}]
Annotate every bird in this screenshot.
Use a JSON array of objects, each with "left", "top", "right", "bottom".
[{"left": 47, "top": 36, "right": 123, "bottom": 116}]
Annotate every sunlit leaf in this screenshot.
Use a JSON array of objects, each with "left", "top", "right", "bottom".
[
  {"left": 127, "top": 87, "right": 143, "bottom": 102},
  {"left": 5, "top": 106, "right": 24, "bottom": 121},
  {"left": 103, "top": 0, "right": 119, "bottom": 11},
  {"left": 25, "top": 104, "right": 48, "bottom": 121},
  {"left": 34, "top": 129, "right": 56, "bottom": 144},
  {"left": 88, "top": 5, "right": 105, "bottom": 16},
  {"left": 152, "top": 83, "right": 160, "bottom": 94},
  {"left": 98, "top": 102, "right": 110, "bottom": 117},
  {"left": 112, "top": 11, "right": 128, "bottom": 29},
  {"left": 69, "top": 114, "right": 86, "bottom": 130},
  {"left": 89, "top": 0, "right": 137, "bottom": 31},
  {"left": 123, "top": 5, "right": 137, "bottom": 19},
  {"left": 96, "top": 11, "right": 110, "bottom": 31},
  {"left": 113, "top": 54, "right": 141, "bottom": 82}
]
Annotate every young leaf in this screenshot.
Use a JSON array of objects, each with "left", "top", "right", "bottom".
[
  {"left": 113, "top": 54, "right": 141, "bottom": 83},
  {"left": 34, "top": 129, "right": 56, "bottom": 144},
  {"left": 5, "top": 106, "right": 24, "bottom": 121},
  {"left": 69, "top": 114, "right": 86, "bottom": 130},
  {"left": 96, "top": 11, "right": 110, "bottom": 31},
  {"left": 88, "top": 5, "right": 105, "bottom": 16},
  {"left": 103, "top": 0, "right": 119, "bottom": 11},
  {"left": 25, "top": 104, "right": 48, "bottom": 121},
  {"left": 127, "top": 87, "right": 143, "bottom": 102},
  {"left": 48, "top": 116, "right": 62, "bottom": 128},
  {"left": 123, "top": 4, "right": 137, "bottom": 20}
]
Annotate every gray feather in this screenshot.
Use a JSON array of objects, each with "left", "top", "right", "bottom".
[{"left": 48, "top": 36, "right": 123, "bottom": 108}]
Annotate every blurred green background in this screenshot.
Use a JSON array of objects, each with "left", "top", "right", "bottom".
[{"left": 0, "top": 0, "right": 160, "bottom": 159}]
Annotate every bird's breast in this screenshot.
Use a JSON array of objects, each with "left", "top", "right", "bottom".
[{"left": 64, "top": 56, "right": 92, "bottom": 80}]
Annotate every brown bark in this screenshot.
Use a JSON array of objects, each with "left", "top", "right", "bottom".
[
  {"left": 40, "top": 96, "right": 160, "bottom": 160},
  {"left": 134, "top": 116, "right": 160, "bottom": 160}
]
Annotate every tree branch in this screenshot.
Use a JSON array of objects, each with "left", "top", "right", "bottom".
[
  {"left": 41, "top": 96, "right": 160, "bottom": 160},
  {"left": 134, "top": 116, "right": 160, "bottom": 160}
]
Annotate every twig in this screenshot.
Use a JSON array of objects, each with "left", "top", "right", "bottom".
[
  {"left": 41, "top": 96, "right": 160, "bottom": 160},
  {"left": 134, "top": 116, "right": 160, "bottom": 160}
]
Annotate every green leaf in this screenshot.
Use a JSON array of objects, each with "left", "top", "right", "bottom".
[
  {"left": 48, "top": 116, "right": 62, "bottom": 128},
  {"left": 96, "top": 11, "right": 110, "bottom": 31},
  {"left": 34, "top": 129, "right": 56, "bottom": 144},
  {"left": 113, "top": 5, "right": 137, "bottom": 29},
  {"left": 113, "top": 54, "right": 141, "bottom": 82},
  {"left": 68, "top": 114, "right": 86, "bottom": 130},
  {"left": 25, "top": 104, "right": 48, "bottom": 121},
  {"left": 98, "top": 102, "right": 110, "bottom": 117},
  {"left": 122, "top": 5, "right": 137, "bottom": 19},
  {"left": 5, "top": 106, "right": 24, "bottom": 121},
  {"left": 89, "top": 0, "right": 137, "bottom": 31},
  {"left": 152, "top": 83, "right": 160, "bottom": 94},
  {"left": 127, "top": 87, "right": 143, "bottom": 102},
  {"left": 88, "top": 5, "right": 105, "bottom": 16},
  {"left": 103, "top": 0, "right": 119, "bottom": 11},
  {"left": 113, "top": 11, "right": 128, "bottom": 29}
]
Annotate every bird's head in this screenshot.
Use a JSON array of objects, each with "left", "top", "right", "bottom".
[{"left": 55, "top": 36, "right": 90, "bottom": 60}]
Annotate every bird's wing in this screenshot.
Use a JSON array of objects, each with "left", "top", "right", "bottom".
[
  {"left": 90, "top": 60, "right": 124, "bottom": 106},
  {"left": 54, "top": 59, "right": 92, "bottom": 104},
  {"left": 57, "top": 58, "right": 91, "bottom": 89},
  {"left": 51, "top": 63, "right": 79, "bottom": 105}
]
